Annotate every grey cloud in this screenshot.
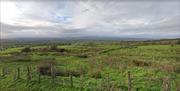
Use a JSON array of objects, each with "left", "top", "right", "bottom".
[
  {"left": 0, "top": 22, "right": 86, "bottom": 35},
  {"left": 114, "top": 17, "right": 180, "bottom": 35},
  {"left": 0, "top": 22, "right": 54, "bottom": 33},
  {"left": 1, "top": 1, "right": 180, "bottom": 38}
]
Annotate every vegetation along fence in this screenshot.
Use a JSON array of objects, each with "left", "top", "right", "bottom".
[{"left": 0, "top": 66, "right": 179, "bottom": 91}]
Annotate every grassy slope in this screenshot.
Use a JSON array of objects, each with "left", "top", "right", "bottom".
[{"left": 0, "top": 44, "right": 180, "bottom": 91}]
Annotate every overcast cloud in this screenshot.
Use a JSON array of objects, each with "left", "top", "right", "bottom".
[{"left": 0, "top": 0, "right": 180, "bottom": 38}]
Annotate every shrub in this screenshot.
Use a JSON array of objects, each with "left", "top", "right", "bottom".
[
  {"left": 21, "top": 47, "right": 31, "bottom": 53},
  {"left": 177, "top": 40, "right": 180, "bottom": 44},
  {"left": 39, "top": 53, "right": 49, "bottom": 56},
  {"left": 58, "top": 48, "right": 66, "bottom": 52},
  {"left": 37, "top": 60, "right": 56, "bottom": 76},
  {"left": 37, "top": 60, "right": 82, "bottom": 77},
  {"left": 42, "top": 67, "right": 81, "bottom": 77},
  {"left": 170, "top": 44, "right": 174, "bottom": 47},
  {"left": 11, "top": 54, "right": 31, "bottom": 62},
  {"left": 65, "top": 70, "right": 81, "bottom": 77}
]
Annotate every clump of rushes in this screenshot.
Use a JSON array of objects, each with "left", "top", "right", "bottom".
[
  {"left": 88, "top": 69, "right": 102, "bottom": 79},
  {"left": 131, "top": 60, "right": 151, "bottom": 67},
  {"left": 77, "top": 54, "right": 88, "bottom": 58}
]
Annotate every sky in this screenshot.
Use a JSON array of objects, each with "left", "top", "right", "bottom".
[{"left": 0, "top": 0, "right": 180, "bottom": 39}]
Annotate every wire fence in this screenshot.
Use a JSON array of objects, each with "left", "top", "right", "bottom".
[{"left": 0, "top": 66, "right": 179, "bottom": 91}]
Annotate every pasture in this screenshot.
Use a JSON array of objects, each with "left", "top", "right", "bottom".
[{"left": 0, "top": 39, "right": 180, "bottom": 91}]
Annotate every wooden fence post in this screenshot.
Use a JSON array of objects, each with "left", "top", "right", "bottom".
[
  {"left": 2, "top": 67, "right": 5, "bottom": 76},
  {"left": 107, "top": 73, "right": 111, "bottom": 91},
  {"left": 50, "top": 64, "right": 55, "bottom": 83},
  {"left": 37, "top": 67, "right": 41, "bottom": 83},
  {"left": 80, "top": 75, "right": 83, "bottom": 91},
  {"left": 110, "top": 84, "right": 115, "bottom": 91},
  {"left": 70, "top": 73, "right": 73, "bottom": 88},
  {"left": 163, "top": 77, "right": 170, "bottom": 91},
  {"left": 13, "top": 69, "right": 16, "bottom": 81},
  {"left": 127, "top": 71, "right": 132, "bottom": 91},
  {"left": 27, "top": 66, "right": 31, "bottom": 81},
  {"left": 17, "top": 67, "right": 20, "bottom": 79},
  {"left": 38, "top": 73, "right": 41, "bottom": 83},
  {"left": 99, "top": 78, "right": 104, "bottom": 91},
  {"left": 2, "top": 66, "right": 7, "bottom": 76}
]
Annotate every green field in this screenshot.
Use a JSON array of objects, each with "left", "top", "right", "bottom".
[{"left": 0, "top": 41, "right": 180, "bottom": 91}]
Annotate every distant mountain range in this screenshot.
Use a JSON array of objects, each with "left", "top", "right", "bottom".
[
  {"left": 1, "top": 36, "right": 151, "bottom": 41},
  {"left": 1, "top": 36, "right": 179, "bottom": 42}
]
